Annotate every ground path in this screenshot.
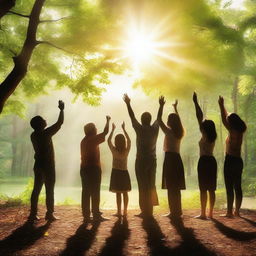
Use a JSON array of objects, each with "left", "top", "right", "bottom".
[{"left": 0, "top": 206, "right": 256, "bottom": 256}]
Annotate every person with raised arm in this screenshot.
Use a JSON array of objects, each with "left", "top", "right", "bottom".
[
  {"left": 80, "top": 116, "right": 110, "bottom": 223},
  {"left": 193, "top": 92, "right": 217, "bottom": 219},
  {"left": 157, "top": 96, "right": 185, "bottom": 220},
  {"left": 108, "top": 122, "right": 132, "bottom": 218},
  {"left": 123, "top": 93, "right": 159, "bottom": 218},
  {"left": 28, "top": 100, "right": 64, "bottom": 222},
  {"left": 218, "top": 96, "right": 247, "bottom": 217}
]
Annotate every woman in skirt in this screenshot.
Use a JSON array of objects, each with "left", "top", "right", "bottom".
[
  {"left": 157, "top": 96, "right": 185, "bottom": 219},
  {"left": 108, "top": 122, "right": 131, "bottom": 217},
  {"left": 218, "top": 96, "right": 246, "bottom": 217},
  {"left": 193, "top": 92, "right": 217, "bottom": 219}
]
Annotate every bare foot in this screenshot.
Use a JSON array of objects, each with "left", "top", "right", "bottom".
[
  {"left": 220, "top": 213, "right": 234, "bottom": 218},
  {"left": 194, "top": 215, "right": 207, "bottom": 220},
  {"left": 234, "top": 211, "right": 241, "bottom": 217}
]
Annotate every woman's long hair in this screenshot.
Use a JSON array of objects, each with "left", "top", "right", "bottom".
[
  {"left": 201, "top": 119, "right": 217, "bottom": 143},
  {"left": 228, "top": 113, "right": 247, "bottom": 133},
  {"left": 114, "top": 134, "right": 126, "bottom": 152},
  {"left": 167, "top": 113, "right": 184, "bottom": 139}
]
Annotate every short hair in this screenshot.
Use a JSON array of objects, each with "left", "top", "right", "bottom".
[
  {"left": 30, "top": 116, "right": 44, "bottom": 130},
  {"left": 201, "top": 119, "right": 217, "bottom": 142},
  {"left": 84, "top": 123, "right": 96, "bottom": 135},
  {"left": 115, "top": 134, "right": 126, "bottom": 152},
  {"left": 141, "top": 112, "right": 152, "bottom": 125},
  {"left": 227, "top": 113, "right": 247, "bottom": 133}
]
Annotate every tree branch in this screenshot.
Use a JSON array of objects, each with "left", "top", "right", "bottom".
[
  {"left": 39, "top": 16, "right": 70, "bottom": 23},
  {"left": 36, "top": 40, "right": 74, "bottom": 55},
  {"left": 7, "top": 10, "right": 30, "bottom": 18}
]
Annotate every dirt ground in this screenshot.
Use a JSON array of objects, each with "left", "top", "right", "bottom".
[{"left": 0, "top": 206, "right": 255, "bottom": 256}]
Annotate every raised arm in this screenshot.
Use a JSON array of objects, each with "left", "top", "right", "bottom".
[
  {"left": 45, "top": 100, "right": 64, "bottom": 136},
  {"left": 157, "top": 96, "right": 169, "bottom": 134},
  {"left": 107, "top": 123, "right": 115, "bottom": 151},
  {"left": 218, "top": 96, "right": 230, "bottom": 130},
  {"left": 123, "top": 93, "right": 140, "bottom": 128},
  {"left": 121, "top": 122, "right": 131, "bottom": 151},
  {"left": 172, "top": 99, "right": 179, "bottom": 114},
  {"left": 103, "top": 115, "right": 111, "bottom": 135},
  {"left": 193, "top": 92, "right": 203, "bottom": 128}
]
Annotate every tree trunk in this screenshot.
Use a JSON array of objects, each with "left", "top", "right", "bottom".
[
  {"left": 11, "top": 116, "right": 18, "bottom": 176},
  {"left": 0, "top": 0, "right": 46, "bottom": 113},
  {"left": 0, "top": 0, "right": 15, "bottom": 20},
  {"left": 232, "top": 77, "right": 239, "bottom": 113}
]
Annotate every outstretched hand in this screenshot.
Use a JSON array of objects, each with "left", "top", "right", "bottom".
[
  {"left": 218, "top": 96, "right": 224, "bottom": 106},
  {"left": 112, "top": 123, "right": 116, "bottom": 130},
  {"left": 58, "top": 100, "right": 65, "bottom": 110},
  {"left": 123, "top": 94, "right": 131, "bottom": 104},
  {"left": 172, "top": 99, "right": 178, "bottom": 109},
  {"left": 159, "top": 96, "right": 165, "bottom": 106},
  {"left": 121, "top": 121, "right": 125, "bottom": 130},
  {"left": 106, "top": 116, "right": 111, "bottom": 122},
  {"left": 193, "top": 92, "right": 198, "bottom": 103}
]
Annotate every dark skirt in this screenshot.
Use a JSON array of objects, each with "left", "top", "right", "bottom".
[
  {"left": 109, "top": 168, "right": 131, "bottom": 192},
  {"left": 197, "top": 155, "right": 217, "bottom": 191},
  {"left": 162, "top": 152, "right": 186, "bottom": 190}
]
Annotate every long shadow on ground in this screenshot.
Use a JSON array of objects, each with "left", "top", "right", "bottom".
[
  {"left": 0, "top": 221, "right": 51, "bottom": 256},
  {"left": 60, "top": 221, "right": 100, "bottom": 256},
  {"left": 241, "top": 216, "right": 256, "bottom": 228},
  {"left": 212, "top": 218, "right": 256, "bottom": 241},
  {"left": 98, "top": 217, "right": 130, "bottom": 256},
  {"left": 142, "top": 216, "right": 217, "bottom": 256}
]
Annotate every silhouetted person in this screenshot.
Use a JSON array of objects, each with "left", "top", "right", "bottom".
[
  {"left": 193, "top": 92, "right": 217, "bottom": 219},
  {"left": 123, "top": 94, "right": 159, "bottom": 217},
  {"left": 157, "top": 96, "right": 185, "bottom": 219},
  {"left": 108, "top": 122, "right": 131, "bottom": 217},
  {"left": 28, "top": 100, "right": 64, "bottom": 222},
  {"left": 218, "top": 96, "right": 247, "bottom": 217},
  {"left": 80, "top": 116, "right": 110, "bottom": 223}
]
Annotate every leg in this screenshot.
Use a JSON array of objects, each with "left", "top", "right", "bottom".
[
  {"left": 224, "top": 160, "right": 234, "bottom": 217},
  {"left": 29, "top": 169, "right": 44, "bottom": 218},
  {"left": 168, "top": 189, "right": 182, "bottom": 218},
  {"left": 208, "top": 190, "right": 216, "bottom": 218},
  {"left": 135, "top": 159, "right": 144, "bottom": 215},
  {"left": 116, "top": 193, "right": 122, "bottom": 215},
  {"left": 81, "top": 171, "right": 91, "bottom": 219},
  {"left": 199, "top": 190, "right": 207, "bottom": 218},
  {"left": 234, "top": 172, "right": 243, "bottom": 217},
  {"left": 123, "top": 192, "right": 128, "bottom": 216},
  {"left": 45, "top": 170, "right": 56, "bottom": 219},
  {"left": 92, "top": 167, "right": 101, "bottom": 218}
]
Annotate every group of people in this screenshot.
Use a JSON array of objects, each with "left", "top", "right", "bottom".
[{"left": 27, "top": 92, "right": 247, "bottom": 223}]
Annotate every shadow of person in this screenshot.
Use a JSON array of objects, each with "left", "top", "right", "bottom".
[
  {"left": 98, "top": 217, "right": 130, "bottom": 256},
  {"left": 0, "top": 220, "right": 51, "bottom": 256},
  {"left": 212, "top": 218, "right": 256, "bottom": 241},
  {"left": 170, "top": 217, "right": 217, "bottom": 256},
  {"left": 142, "top": 216, "right": 174, "bottom": 256},
  {"left": 240, "top": 216, "right": 256, "bottom": 227},
  {"left": 60, "top": 221, "right": 100, "bottom": 256}
]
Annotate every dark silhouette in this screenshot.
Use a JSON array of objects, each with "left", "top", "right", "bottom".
[
  {"left": 218, "top": 96, "right": 247, "bottom": 217},
  {"left": 60, "top": 222, "right": 100, "bottom": 256},
  {"left": 80, "top": 116, "right": 110, "bottom": 223},
  {"left": 28, "top": 100, "right": 64, "bottom": 222},
  {"left": 108, "top": 122, "right": 131, "bottom": 217},
  {"left": 193, "top": 92, "right": 217, "bottom": 219},
  {"left": 0, "top": 221, "right": 51, "bottom": 256},
  {"left": 98, "top": 217, "right": 130, "bottom": 256},
  {"left": 123, "top": 94, "right": 159, "bottom": 217},
  {"left": 212, "top": 218, "right": 256, "bottom": 241},
  {"left": 157, "top": 96, "right": 185, "bottom": 219},
  {"left": 241, "top": 216, "right": 256, "bottom": 227}
]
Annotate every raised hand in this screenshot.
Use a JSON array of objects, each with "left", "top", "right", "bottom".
[
  {"left": 112, "top": 123, "right": 116, "bottom": 130},
  {"left": 159, "top": 96, "right": 165, "bottom": 106},
  {"left": 172, "top": 99, "right": 178, "bottom": 109},
  {"left": 121, "top": 121, "right": 125, "bottom": 130},
  {"left": 193, "top": 92, "right": 198, "bottom": 103},
  {"left": 123, "top": 94, "right": 131, "bottom": 104},
  {"left": 218, "top": 96, "right": 224, "bottom": 106},
  {"left": 58, "top": 100, "right": 65, "bottom": 110},
  {"left": 106, "top": 115, "right": 111, "bottom": 122}
]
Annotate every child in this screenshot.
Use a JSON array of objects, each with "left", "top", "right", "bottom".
[
  {"left": 218, "top": 96, "right": 247, "bottom": 217},
  {"left": 28, "top": 100, "right": 64, "bottom": 222},
  {"left": 157, "top": 96, "right": 185, "bottom": 219},
  {"left": 80, "top": 116, "right": 110, "bottom": 223},
  {"left": 193, "top": 92, "right": 217, "bottom": 219},
  {"left": 108, "top": 122, "right": 131, "bottom": 217}
]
